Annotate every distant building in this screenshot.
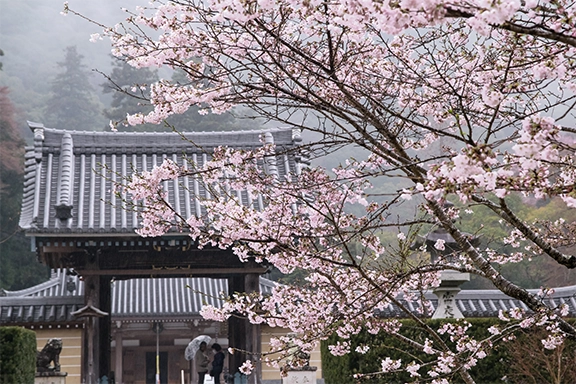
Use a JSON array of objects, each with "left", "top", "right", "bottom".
[
  {"left": 0, "top": 270, "right": 324, "bottom": 384},
  {"left": 2, "top": 270, "right": 575, "bottom": 383}
]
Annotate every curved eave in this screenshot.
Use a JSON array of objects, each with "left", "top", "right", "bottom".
[
  {"left": 19, "top": 123, "right": 304, "bottom": 236},
  {"left": 1, "top": 270, "right": 278, "bottom": 325}
]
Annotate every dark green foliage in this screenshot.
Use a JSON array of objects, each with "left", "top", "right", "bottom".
[
  {"left": 102, "top": 63, "right": 261, "bottom": 132},
  {"left": 101, "top": 56, "right": 159, "bottom": 132},
  {"left": 322, "top": 319, "right": 523, "bottom": 384},
  {"left": 0, "top": 327, "right": 36, "bottom": 384},
  {"left": 165, "top": 105, "right": 260, "bottom": 132},
  {"left": 0, "top": 229, "right": 48, "bottom": 290},
  {"left": 44, "top": 46, "right": 106, "bottom": 130},
  {"left": 321, "top": 341, "right": 352, "bottom": 384},
  {"left": 164, "top": 70, "right": 261, "bottom": 132},
  {"left": 266, "top": 266, "right": 310, "bottom": 286},
  {"left": 0, "top": 87, "right": 48, "bottom": 290}
]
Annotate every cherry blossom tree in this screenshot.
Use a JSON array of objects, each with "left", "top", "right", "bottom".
[{"left": 67, "top": 0, "right": 576, "bottom": 382}]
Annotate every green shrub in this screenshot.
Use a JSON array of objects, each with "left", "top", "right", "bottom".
[
  {"left": 322, "top": 318, "right": 512, "bottom": 384},
  {"left": 0, "top": 326, "right": 36, "bottom": 384}
]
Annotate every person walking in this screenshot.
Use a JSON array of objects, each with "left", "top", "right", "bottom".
[
  {"left": 209, "top": 343, "right": 225, "bottom": 384},
  {"left": 195, "top": 341, "right": 209, "bottom": 384}
]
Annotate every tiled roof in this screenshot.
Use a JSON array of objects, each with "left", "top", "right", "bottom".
[
  {"left": 110, "top": 274, "right": 275, "bottom": 321},
  {"left": 2, "top": 271, "right": 574, "bottom": 325},
  {"left": 0, "top": 270, "right": 276, "bottom": 324},
  {"left": 1, "top": 270, "right": 84, "bottom": 298},
  {"left": 0, "top": 296, "right": 85, "bottom": 325},
  {"left": 0, "top": 271, "right": 84, "bottom": 324},
  {"left": 20, "top": 123, "right": 303, "bottom": 235},
  {"left": 375, "top": 286, "right": 576, "bottom": 318}
]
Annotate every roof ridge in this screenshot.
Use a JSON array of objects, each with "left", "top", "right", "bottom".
[
  {"left": 29, "top": 123, "right": 294, "bottom": 137},
  {"left": 2, "top": 275, "right": 62, "bottom": 297}
]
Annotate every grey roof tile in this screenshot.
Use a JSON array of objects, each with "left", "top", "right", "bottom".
[
  {"left": 9, "top": 281, "right": 565, "bottom": 325},
  {"left": 20, "top": 124, "right": 303, "bottom": 235},
  {"left": 0, "top": 270, "right": 277, "bottom": 324}
]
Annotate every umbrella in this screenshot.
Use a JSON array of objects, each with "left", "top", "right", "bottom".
[{"left": 185, "top": 335, "right": 212, "bottom": 361}]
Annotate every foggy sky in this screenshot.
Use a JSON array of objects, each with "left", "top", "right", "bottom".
[
  {"left": 0, "top": 0, "right": 147, "bottom": 92},
  {"left": 0, "top": 0, "right": 159, "bottom": 138}
]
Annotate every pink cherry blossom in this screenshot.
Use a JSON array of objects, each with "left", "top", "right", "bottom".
[{"left": 66, "top": 0, "right": 576, "bottom": 380}]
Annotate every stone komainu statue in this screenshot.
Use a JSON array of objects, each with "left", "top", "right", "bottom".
[{"left": 36, "top": 338, "right": 63, "bottom": 372}]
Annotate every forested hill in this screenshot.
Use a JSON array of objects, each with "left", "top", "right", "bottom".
[
  {"left": 0, "top": 0, "right": 123, "bottom": 289},
  {"left": 0, "top": 86, "right": 48, "bottom": 290},
  {"left": 0, "top": 0, "right": 261, "bottom": 136},
  {"left": 0, "top": 0, "right": 131, "bottom": 137}
]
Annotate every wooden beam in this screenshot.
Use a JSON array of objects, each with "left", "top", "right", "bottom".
[{"left": 77, "top": 267, "right": 268, "bottom": 276}]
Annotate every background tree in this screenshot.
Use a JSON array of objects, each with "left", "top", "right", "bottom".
[
  {"left": 165, "top": 69, "right": 262, "bottom": 132},
  {"left": 506, "top": 327, "right": 576, "bottom": 384},
  {"left": 0, "top": 86, "right": 48, "bottom": 290},
  {"left": 101, "top": 55, "right": 159, "bottom": 131},
  {"left": 44, "top": 46, "right": 106, "bottom": 130},
  {"left": 458, "top": 196, "right": 576, "bottom": 289},
  {"left": 69, "top": 1, "right": 576, "bottom": 383},
  {"left": 102, "top": 61, "right": 261, "bottom": 132}
]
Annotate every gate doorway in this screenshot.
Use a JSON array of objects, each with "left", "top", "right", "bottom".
[{"left": 146, "top": 351, "right": 168, "bottom": 384}]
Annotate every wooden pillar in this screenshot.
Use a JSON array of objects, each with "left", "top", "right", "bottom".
[
  {"left": 115, "top": 324, "right": 123, "bottom": 384},
  {"left": 99, "top": 275, "right": 112, "bottom": 380},
  {"left": 78, "top": 258, "right": 112, "bottom": 384},
  {"left": 82, "top": 274, "right": 100, "bottom": 384},
  {"left": 227, "top": 276, "right": 245, "bottom": 377},
  {"left": 245, "top": 273, "right": 261, "bottom": 384},
  {"left": 227, "top": 272, "right": 262, "bottom": 384}
]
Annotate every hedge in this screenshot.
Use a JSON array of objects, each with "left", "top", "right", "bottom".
[
  {"left": 321, "top": 318, "right": 576, "bottom": 384},
  {"left": 0, "top": 326, "right": 36, "bottom": 384}
]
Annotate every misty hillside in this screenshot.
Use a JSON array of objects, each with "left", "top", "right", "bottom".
[
  {"left": 0, "top": 1, "right": 142, "bottom": 290},
  {"left": 0, "top": 1, "right": 138, "bottom": 135},
  {"left": 0, "top": 0, "right": 264, "bottom": 291},
  {"left": 0, "top": 0, "right": 265, "bottom": 139}
]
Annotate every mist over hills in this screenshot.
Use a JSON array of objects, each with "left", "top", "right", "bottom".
[
  {"left": 0, "top": 0, "right": 264, "bottom": 290},
  {"left": 0, "top": 0, "right": 151, "bottom": 137}
]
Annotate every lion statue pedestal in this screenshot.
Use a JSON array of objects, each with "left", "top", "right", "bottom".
[
  {"left": 35, "top": 338, "right": 67, "bottom": 384},
  {"left": 281, "top": 366, "right": 317, "bottom": 384},
  {"left": 35, "top": 372, "right": 67, "bottom": 384}
]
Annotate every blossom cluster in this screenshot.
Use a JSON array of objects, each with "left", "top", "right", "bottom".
[{"left": 70, "top": 0, "right": 576, "bottom": 380}]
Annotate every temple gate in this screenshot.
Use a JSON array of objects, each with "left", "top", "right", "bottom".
[{"left": 20, "top": 122, "right": 303, "bottom": 384}]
